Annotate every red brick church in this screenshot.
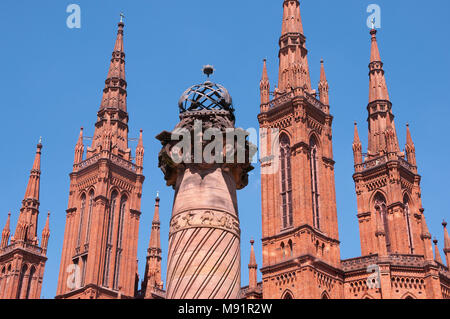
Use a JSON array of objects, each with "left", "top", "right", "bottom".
[{"left": 0, "top": 0, "right": 449, "bottom": 299}]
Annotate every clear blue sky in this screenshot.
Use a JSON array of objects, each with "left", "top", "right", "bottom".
[{"left": 0, "top": 0, "right": 448, "bottom": 299}]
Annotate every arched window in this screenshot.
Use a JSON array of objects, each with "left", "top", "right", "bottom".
[
  {"left": 85, "top": 191, "right": 94, "bottom": 245},
  {"left": 310, "top": 136, "right": 320, "bottom": 230},
  {"left": 374, "top": 193, "right": 390, "bottom": 253},
  {"left": 113, "top": 196, "right": 127, "bottom": 290},
  {"left": 25, "top": 266, "right": 35, "bottom": 299},
  {"left": 77, "top": 194, "right": 86, "bottom": 248},
  {"left": 283, "top": 291, "right": 293, "bottom": 299},
  {"left": 103, "top": 191, "right": 118, "bottom": 287},
  {"left": 16, "top": 264, "right": 27, "bottom": 299},
  {"left": 403, "top": 195, "right": 414, "bottom": 254},
  {"left": 321, "top": 292, "right": 330, "bottom": 299},
  {"left": 281, "top": 242, "right": 286, "bottom": 260},
  {"left": 280, "top": 135, "right": 293, "bottom": 229}
]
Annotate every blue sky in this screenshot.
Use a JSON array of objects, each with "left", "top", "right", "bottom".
[{"left": 0, "top": 0, "right": 448, "bottom": 299}]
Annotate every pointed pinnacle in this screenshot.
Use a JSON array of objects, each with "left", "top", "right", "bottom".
[
  {"left": 353, "top": 122, "right": 361, "bottom": 144},
  {"left": 320, "top": 59, "right": 327, "bottom": 83},
  {"left": 406, "top": 123, "right": 414, "bottom": 146},
  {"left": 261, "top": 59, "right": 269, "bottom": 82}
]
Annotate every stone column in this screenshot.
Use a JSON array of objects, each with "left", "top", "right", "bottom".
[{"left": 157, "top": 104, "right": 254, "bottom": 299}]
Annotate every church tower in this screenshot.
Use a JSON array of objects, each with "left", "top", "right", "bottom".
[
  {"left": 0, "top": 141, "right": 50, "bottom": 299},
  {"left": 258, "top": 0, "right": 342, "bottom": 299},
  {"left": 352, "top": 28, "right": 432, "bottom": 259},
  {"left": 56, "top": 18, "right": 145, "bottom": 299}
]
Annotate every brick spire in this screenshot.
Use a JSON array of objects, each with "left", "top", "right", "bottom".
[
  {"left": 368, "top": 29, "right": 390, "bottom": 103},
  {"left": 352, "top": 123, "right": 362, "bottom": 165},
  {"left": 260, "top": 59, "right": 270, "bottom": 107},
  {"left": 443, "top": 220, "right": 450, "bottom": 268},
  {"left": 135, "top": 129, "right": 144, "bottom": 174},
  {"left": 73, "top": 127, "right": 84, "bottom": 165},
  {"left": 88, "top": 19, "right": 131, "bottom": 159},
  {"left": 365, "top": 29, "right": 400, "bottom": 157},
  {"left": 100, "top": 20, "right": 127, "bottom": 112},
  {"left": 24, "top": 140, "right": 42, "bottom": 202},
  {"left": 433, "top": 238, "right": 443, "bottom": 264},
  {"left": 13, "top": 140, "right": 43, "bottom": 244},
  {"left": 318, "top": 59, "right": 329, "bottom": 107},
  {"left": 41, "top": 211, "right": 50, "bottom": 252},
  {"left": 405, "top": 124, "right": 416, "bottom": 166},
  {"left": 278, "top": 0, "right": 311, "bottom": 92},
  {"left": 143, "top": 194, "right": 162, "bottom": 298},
  {"left": 1, "top": 212, "right": 11, "bottom": 248},
  {"left": 248, "top": 239, "right": 257, "bottom": 292}
]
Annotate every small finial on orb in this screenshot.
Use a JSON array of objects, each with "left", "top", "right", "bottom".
[
  {"left": 38, "top": 136, "right": 42, "bottom": 145},
  {"left": 202, "top": 65, "right": 214, "bottom": 78},
  {"left": 120, "top": 12, "right": 125, "bottom": 23}
]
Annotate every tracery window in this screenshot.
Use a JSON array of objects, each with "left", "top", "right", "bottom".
[
  {"left": 113, "top": 196, "right": 127, "bottom": 290},
  {"left": 374, "top": 193, "right": 391, "bottom": 253},
  {"left": 310, "top": 136, "right": 320, "bottom": 229},
  {"left": 102, "top": 191, "right": 117, "bottom": 287},
  {"left": 280, "top": 135, "right": 293, "bottom": 229},
  {"left": 404, "top": 195, "right": 414, "bottom": 254}
]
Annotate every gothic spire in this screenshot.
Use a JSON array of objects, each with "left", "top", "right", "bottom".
[
  {"left": 248, "top": 239, "right": 257, "bottom": 292},
  {"left": 260, "top": 59, "right": 270, "bottom": 106},
  {"left": 149, "top": 194, "right": 161, "bottom": 250},
  {"left": 1, "top": 212, "right": 11, "bottom": 248},
  {"left": 278, "top": 0, "right": 311, "bottom": 92},
  {"left": 13, "top": 141, "right": 43, "bottom": 244},
  {"left": 144, "top": 194, "right": 162, "bottom": 297},
  {"left": 433, "top": 238, "right": 443, "bottom": 264},
  {"left": 99, "top": 20, "right": 127, "bottom": 112},
  {"left": 368, "top": 29, "right": 390, "bottom": 103},
  {"left": 318, "top": 59, "right": 329, "bottom": 107},
  {"left": 405, "top": 124, "right": 416, "bottom": 166},
  {"left": 352, "top": 123, "right": 362, "bottom": 165},
  {"left": 73, "top": 127, "right": 84, "bottom": 165},
  {"left": 24, "top": 140, "right": 42, "bottom": 202},
  {"left": 41, "top": 211, "right": 50, "bottom": 252}
]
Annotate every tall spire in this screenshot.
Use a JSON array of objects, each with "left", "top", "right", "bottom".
[
  {"left": 24, "top": 140, "right": 42, "bottom": 202},
  {"left": 12, "top": 141, "right": 43, "bottom": 244},
  {"left": 248, "top": 239, "right": 257, "bottom": 291},
  {"left": 1, "top": 212, "right": 11, "bottom": 248},
  {"left": 368, "top": 29, "right": 390, "bottom": 103},
  {"left": 88, "top": 18, "right": 131, "bottom": 159},
  {"left": 352, "top": 123, "right": 363, "bottom": 165},
  {"left": 41, "top": 211, "right": 50, "bottom": 252},
  {"left": 433, "top": 238, "right": 443, "bottom": 264},
  {"left": 144, "top": 194, "right": 162, "bottom": 298},
  {"left": 318, "top": 59, "right": 329, "bottom": 107},
  {"left": 99, "top": 19, "right": 127, "bottom": 112},
  {"left": 278, "top": 0, "right": 311, "bottom": 92},
  {"left": 365, "top": 29, "right": 399, "bottom": 157},
  {"left": 260, "top": 59, "right": 270, "bottom": 107},
  {"left": 443, "top": 220, "right": 450, "bottom": 268}
]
